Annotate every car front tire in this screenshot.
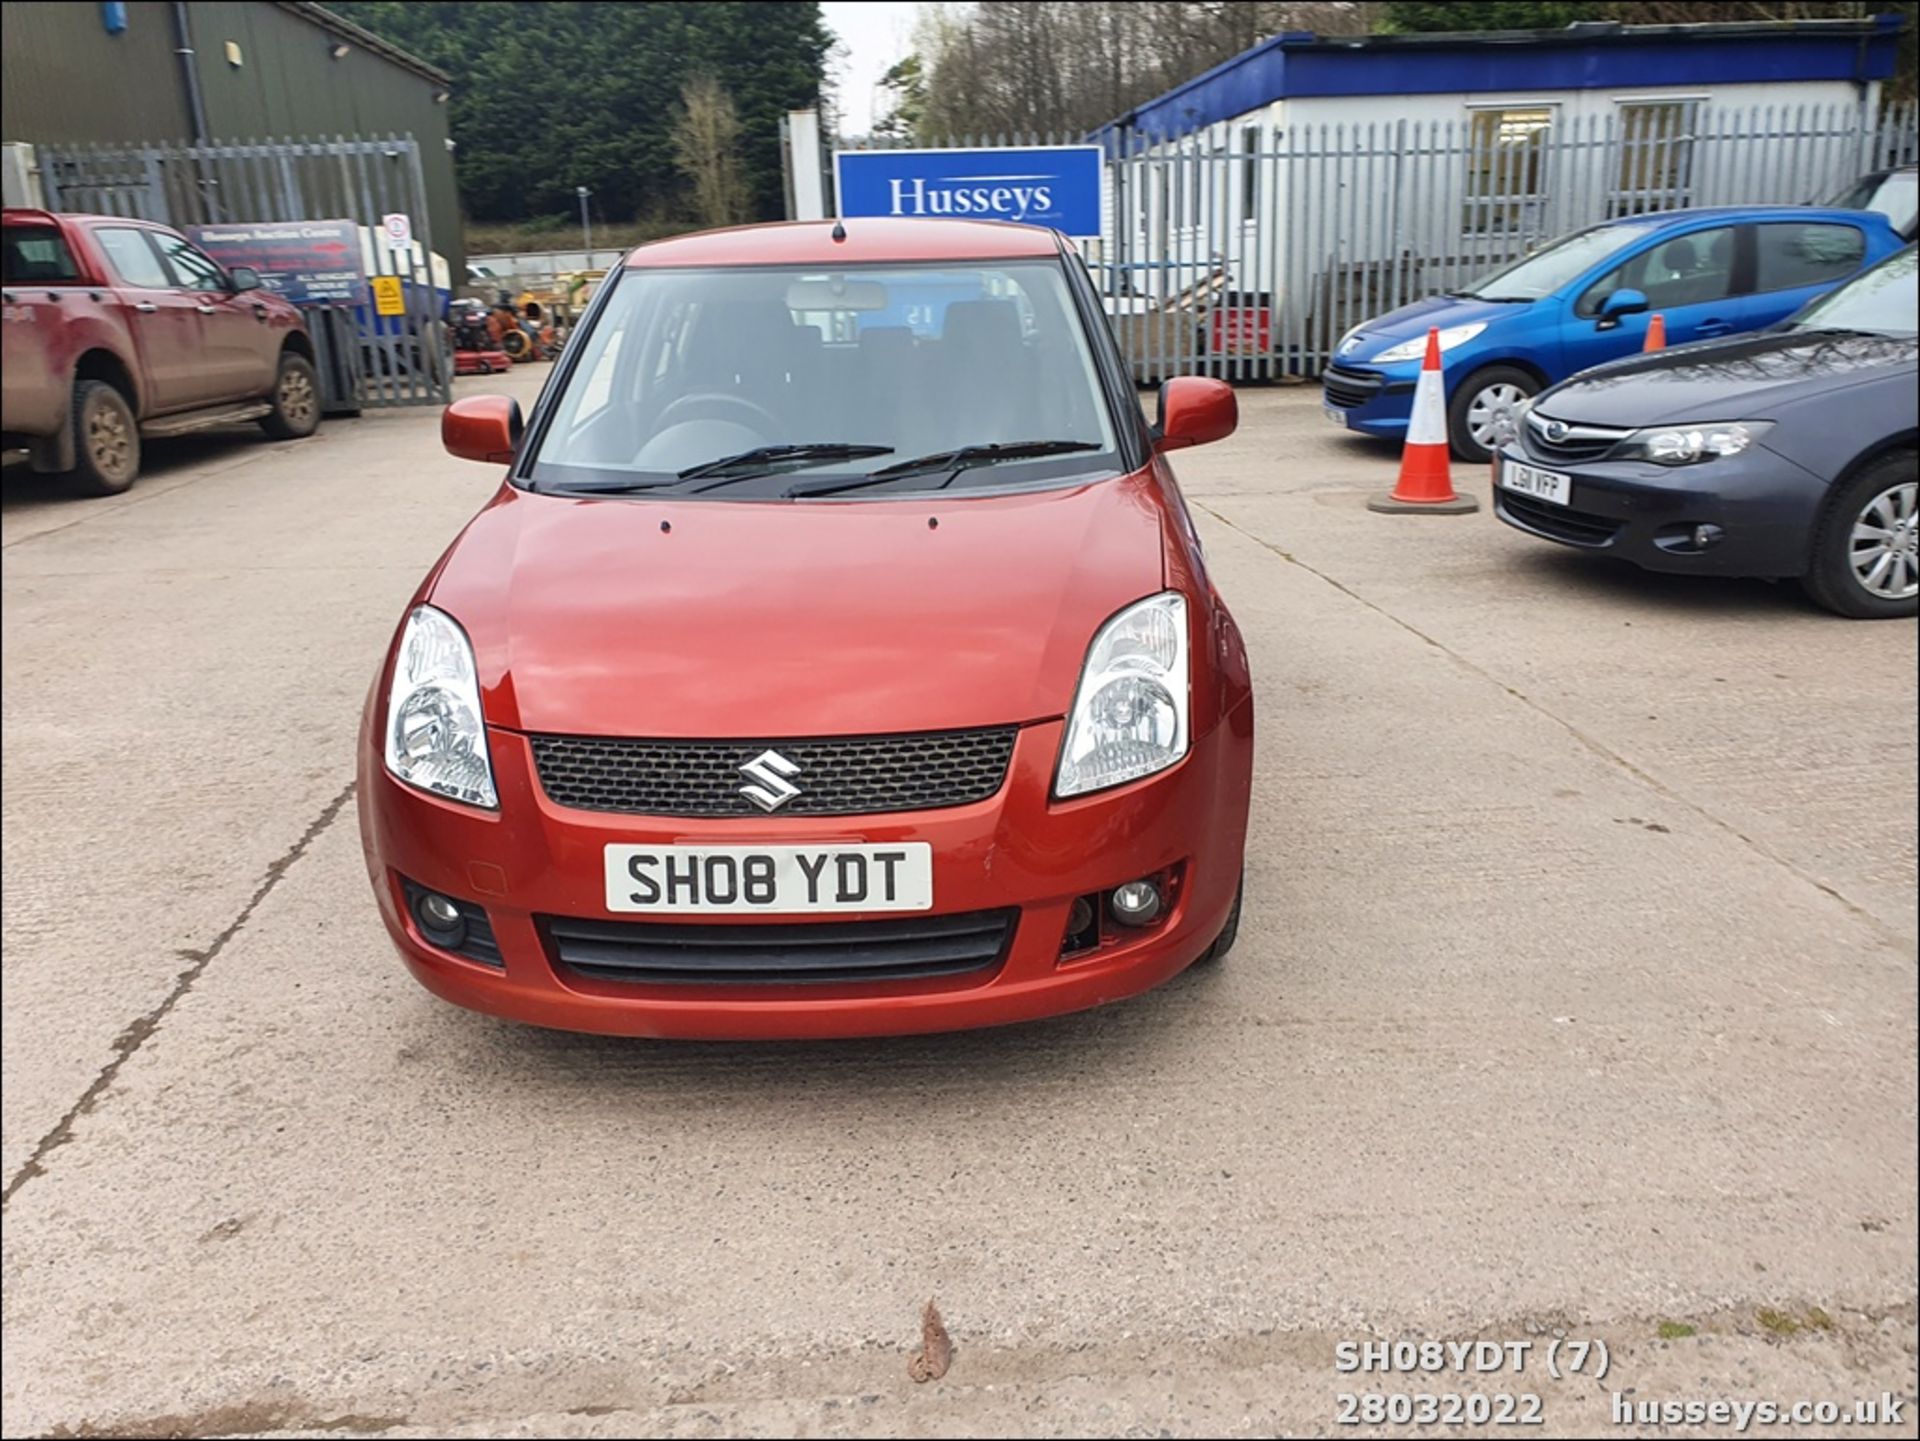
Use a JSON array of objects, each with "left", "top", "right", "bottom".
[
  {"left": 259, "top": 352, "right": 321, "bottom": 441},
  {"left": 1192, "top": 873, "right": 1244, "bottom": 967},
  {"left": 1802, "top": 451, "right": 1919, "bottom": 619},
  {"left": 1447, "top": 365, "right": 1538, "bottom": 465}
]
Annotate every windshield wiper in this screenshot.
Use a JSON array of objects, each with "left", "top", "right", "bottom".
[
  {"left": 534, "top": 443, "right": 895, "bottom": 497},
  {"left": 784, "top": 440, "right": 1101, "bottom": 499},
  {"left": 677, "top": 442, "right": 894, "bottom": 485}
]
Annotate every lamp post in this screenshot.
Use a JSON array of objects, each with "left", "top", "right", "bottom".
[{"left": 576, "top": 186, "right": 592, "bottom": 263}]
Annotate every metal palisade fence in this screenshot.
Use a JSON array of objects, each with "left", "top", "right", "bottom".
[
  {"left": 838, "top": 100, "right": 1918, "bottom": 384},
  {"left": 37, "top": 135, "right": 450, "bottom": 408}
]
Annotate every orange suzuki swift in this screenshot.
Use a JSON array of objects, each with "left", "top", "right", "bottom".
[{"left": 357, "top": 218, "right": 1253, "bottom": 1039}]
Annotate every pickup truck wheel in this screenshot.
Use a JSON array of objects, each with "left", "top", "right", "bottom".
[
  {"left": 259, "top": 353, "right": 320, "bottom": 440},
  {"left": 68, "top": 379, "right": 140, "bottom": 497}
]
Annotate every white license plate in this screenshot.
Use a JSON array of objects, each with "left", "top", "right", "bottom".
[
  {"left": 603, "top": 843, "right": 933, "bottom": 915},
  {"left": 1323, "top": 403, "right": 1348, "bottom": 428},
  {"left": 1500, "top": 459, "right": 1572, "bottom": 506}
]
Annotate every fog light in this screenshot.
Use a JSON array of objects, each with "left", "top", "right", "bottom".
[
  {"left": 1110, "top": 879, "right": 1163, "bottom": 927},
  {"left": 412, "top": 889, "right": 466, "bottom": 945}
]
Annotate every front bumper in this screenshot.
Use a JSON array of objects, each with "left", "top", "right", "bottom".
[
  {"left": 356, "top": 709, "right": 1253, "bottom": 1039},
  {"left": 1492, "top": 442, "right": 1827, "bottom": 579},
  {"left": 1321, "top": 363, "right": 1419, "bottom": 439}
]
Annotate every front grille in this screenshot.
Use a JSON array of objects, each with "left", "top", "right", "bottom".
[
  {"left": 545, "top": 908, "right": 1018, "bottom": 986},
  {"left": 1322, "top": 365, "right": 1382, "bottom": 410},
  {"left": 530, "top": 727, "right": 1017, "bottom": 817},
  {"left": 1498, "top": 490, "right": 1622, "bottom": 547},
  {"left": 1524, "top": 411, "right": 1628, "bottom": 464}
]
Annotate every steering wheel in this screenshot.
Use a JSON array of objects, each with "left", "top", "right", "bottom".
[{"left": 653, "top": 391, "right": 782, "bottom": 436}]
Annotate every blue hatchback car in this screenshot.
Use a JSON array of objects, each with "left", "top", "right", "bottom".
[{"left": 1322, "top": 206, "right": 1906, "bottom": 463}]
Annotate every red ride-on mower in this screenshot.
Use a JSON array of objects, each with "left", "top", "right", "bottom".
[
  {"left": 454, "top": 348, "right": 512, "bottom": 376},
  {"left": 450, "top": 300, "right": 513, "bottom": 376}
]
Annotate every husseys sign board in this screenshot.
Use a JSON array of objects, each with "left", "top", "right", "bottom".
[
  {"left": 186, "top": 220, "right": 366, "bottom": 306},
  {"left": 834, "top": 146, "right": 1102, "bottom": 237}
]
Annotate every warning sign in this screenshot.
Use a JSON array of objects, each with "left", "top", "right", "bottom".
[{"left": 371, "top": 275, "right": 406, "bottom": 316}]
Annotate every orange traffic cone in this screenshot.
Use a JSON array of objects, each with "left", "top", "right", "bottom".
[
  {"left": 1368, "top": 327, "right": 1479, "bottom": 514},
  {"left": 1643, "top": 313, "right": 1667, "bottom": 352}
]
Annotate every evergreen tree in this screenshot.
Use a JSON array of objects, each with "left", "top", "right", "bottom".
[{"left": 331, "top": 2, "right": 830, "bottom": 224}]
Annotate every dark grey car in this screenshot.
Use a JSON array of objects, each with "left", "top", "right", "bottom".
[{"left": 1493, "top": 245, "right": 1918, "bottom": 618}]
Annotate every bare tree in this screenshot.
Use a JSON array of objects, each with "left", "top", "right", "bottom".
[
  {"left": 672, "top": 75, "right": 749, "bottom": 227},
  {"left": 913, "top": 2, "right": 1371, "bottom": 139}
]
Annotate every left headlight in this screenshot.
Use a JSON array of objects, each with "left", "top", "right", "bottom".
[
  {"left": 1372, "top": 322, "right": 1487, "bottom": 364},
  {"left": 383, "top": 605, "right": 497, "bottom": 808},
  {"left": 1614, "top": 420, "right": 1773, "bottom": 466},
  {"left": 1055, "top": 592, "right": 1190, "bottom": 799}
]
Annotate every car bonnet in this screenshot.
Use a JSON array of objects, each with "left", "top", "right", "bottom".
[{"left": 427, "top": 471, "right": 1171, "bottom": 738}]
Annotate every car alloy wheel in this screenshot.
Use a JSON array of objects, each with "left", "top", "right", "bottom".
[
  {"left": 279, "top": 366, "right": 317, "bottom": 428},
  {"left": 1466, "top": 381, "right": 1530, "bottom": 452},
  {"left": 87, "top": 395, "right": 135, "bottom": 482},
  {"left": 1851, "top": 480, "right": 1919, "bottom": 601}
]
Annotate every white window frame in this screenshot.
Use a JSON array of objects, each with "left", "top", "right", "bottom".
[
  {"left": 1461, "top": 101, "right": 1560, "bottom": 237},
  {"left": 1611, "top": 96, "right": 1707, "bottom": 217}
]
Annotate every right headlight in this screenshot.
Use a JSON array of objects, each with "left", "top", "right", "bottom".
[
  {"left": 1055, "top": 592, "right": 1190, "bottom": 799},
  {"left": 383, "top": 605, "right": 497, "bottom": 808},
  {"left": 1372, "top": 321, "right": 1487, "bottom": 364}
]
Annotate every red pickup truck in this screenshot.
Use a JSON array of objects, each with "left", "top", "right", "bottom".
[{"left": 2, "top": 208, "right": 319, "bottom": 495}]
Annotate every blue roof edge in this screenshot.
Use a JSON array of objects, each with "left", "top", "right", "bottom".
[{"left": 1088, "top": 16, "right": 1905, "bottom": 149}]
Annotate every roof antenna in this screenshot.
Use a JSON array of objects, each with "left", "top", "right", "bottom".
[{"left": 830, "top": 219, "right": 847, "bottom": 243}]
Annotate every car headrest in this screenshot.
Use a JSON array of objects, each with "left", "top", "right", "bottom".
[
  {"left": 682, "top": 301, "right": 793, "bottom": 384},
  {"left": 940, "top": 299, "right": 1022, "bottom": 356},
  {"left": 1657, "top": 237, "right": 1698, "bottom": 271}
]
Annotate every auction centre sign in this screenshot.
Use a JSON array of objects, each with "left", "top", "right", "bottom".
[
  {"left": 834, "top": 146, "right": 1102, "bottom": 238},
  {"left": 186, "top": 219, "right": 366, "bottom": 306}
]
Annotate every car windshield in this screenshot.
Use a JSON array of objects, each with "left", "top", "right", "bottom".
[
  {"left": 1828, "top": 170, "right": 1918, "bottom": 236},
  {"left": 1787, "top": 244, "right": 1919, "bottom": 337},
  {"left": 527, "top": 258, "right": 1120, "bottom": 498},
  {"left": 1453, "top": 221, "right": 1662, "bottom": 301}
]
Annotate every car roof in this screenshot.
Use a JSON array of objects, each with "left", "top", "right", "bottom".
[
  {"left": 624, "top": 218, "right": 1064, "bottom": 269},
  {"left": 2, "top": 208, "right": 169, "bottom": 229},
  {"left": 1604, "top": 205, "right": 1893, "bottom": 229}
]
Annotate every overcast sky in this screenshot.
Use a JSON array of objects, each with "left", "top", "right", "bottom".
[{"left": 821, "top": 1, "right": 922, "bottom": 135}]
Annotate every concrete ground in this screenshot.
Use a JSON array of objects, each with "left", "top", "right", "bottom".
[{"left": 2, "top": 375, "right": 1914, "bottom": 1438}]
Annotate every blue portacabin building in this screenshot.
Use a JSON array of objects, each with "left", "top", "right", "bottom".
[{"left": 1078, "top": 15, "right": 1915, "bottom": 383}]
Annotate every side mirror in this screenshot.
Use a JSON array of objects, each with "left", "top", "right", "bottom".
[
  {"left": 1595, "top": 288, "right": 1649, "bottom": 330},
  {"left": 228, "top": 266, "right": 262, "bottom": 293},
  {"left": 442, "top": 394, "right": 523, "bottom": 465},
  {"left": 1152, "top": 376, "right": 1237, "bottom": 453}
]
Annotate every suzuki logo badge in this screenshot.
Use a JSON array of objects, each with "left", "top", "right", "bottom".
[{"left": 738, "top": 749, "right": 803, "bottom": 813}]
